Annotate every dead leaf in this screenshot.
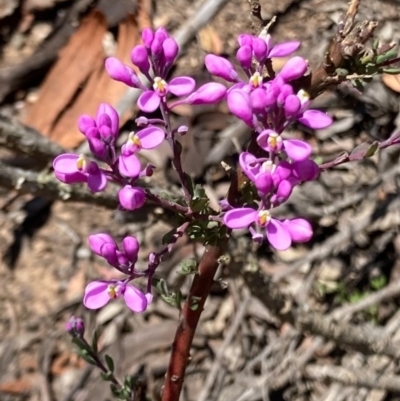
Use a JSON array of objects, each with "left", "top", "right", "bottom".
[
  {"left": 0, "top": 377, "right": 33, "bottom": 394},
  {"left": 198, "top": 25, "right": 223, "bottom": 55},
  {"left": 23, "top": 10, "right": 108, "bottom": 141},
  {"left": 24, "top": 1, "right": 152, "bottom": 148},
  {"left": 382, "top": 73, "right": 400, "bottom": 93}
]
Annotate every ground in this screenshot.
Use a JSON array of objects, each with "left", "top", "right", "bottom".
[{"left": 0, "top": 0, "right": 400, "bottom": 401}]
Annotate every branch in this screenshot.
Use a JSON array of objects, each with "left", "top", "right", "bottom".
[
  {"left": 161, "top": 243, "right": 227, "bottom": 401},
  {"left": 304, "top": 364, "right": 400, "bottom": 392},
  {"left": 244, "top": 269, "right": 400, "bottom": 358},
  {"left": 0, "top": 160, "right": 119, "bottom": 208},
  {"left": 0, "top": 115, "right": 66, "bottom": 165}
]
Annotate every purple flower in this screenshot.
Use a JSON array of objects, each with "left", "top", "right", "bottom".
[
  {"left": 118, "top": 153, "right": 141, "bottom": 178},
  {"left": 262, "top": 34, "right": 300, "bottom": 58},
  {"left": 227, "top": 89, "right": 254, "bottom": 126},
  {"left": 65, "top": 316, "right": 85, "bottom": 337},
  {"left": 105, "top": 57, "right": 144, "bottom": 88},
  {"left": 78, "top": 103, "right": 120, "bottom": 161},
  {"left": 223, "top": 207, "right": 313, "bottom": 250},
  {"left": 89, "top": 233, "right": 140, "bottom": 270},
  {"left": 121, "top": 126, "right": 165, "bottom": 155},
  {"left": 183, "top": 82, "right": 227, "bottom": 105},
  {"left": 83, "top": 280, "right": 149, "bottom": 313},
  {"left": 257, "top": 130, "right": 312, "bottom": 161},
  {"left": 205, "top": 54, "right": 238, "bottom": 82},
  {"left": 277, "top": 56, "right": 308, "bottom": 83},
  {"left": 53, "top": 154, "right": 107, "bottom": 192},
  {"left": 138, "top": 76, "right": 196, "bottom": 112},
  {"left": 118, "top": 185, "right": 146, "bottom": 210}
]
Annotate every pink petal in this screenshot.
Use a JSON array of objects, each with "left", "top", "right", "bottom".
[
  {"left": 137, "top": 126, "right": 165, "bottom": 149},
  {"left": 88, "top": 233, "right": 117, "bottom": 255},
  {"left": 279, "top": 56, "right": 308, "bottom": 82},
  {"left": 186, "top": 83, "right": 227, "bottom": 105},
  {"left": 169, "top": 76, "right": 196, "bottom": 96},
  {"left": 53, "top": 154, "right": 79, "bottom": 174},
  {"left": 269, "top": 41, "right": 300, "bottom": 57},
  {"left": 227, "top": 89, "right": 253, "bottom": 126},
  {"left": 137, "top": 90, "right": 160, "bottom": 112},
  {"left": 118, "top": 154, "right": 141, "bottom": 178},
  {"left": 84, "top": 281, "right": 110, "bottom": 309},
  {"left": 124, "top": 285, "right": 148, "bottom": 312},
  {"left": 239, "top": 152, "right": 259, "bottom": 181},
  {"left": 223, "top": 208, "right": 257, "bottom": 229},
  {"left": 205, "top": 54, "right": 238, "bottom": 82},
  {"left": 78, "top": 115, "right": 95, "bottom": 134},
  {"left": 283, "top": 139, "right": 312, "bottom": 161},
  {"left": 283, "top": 218, "right": 313, "bottom": 242},
  {"left": 266, "top": 219, "right": 292, "bottom": 251},
  {"left": 87, "top": 169, "right": 107, "bottom": 192},
  {"left": 122, "top": 236, "right": 139, "bottom": 262},
  {"left": 298, "top": 109, "right": 332, "bottom": 129},
  {"left": 118, "top": 186, "right": 145, "bottom": 210}
]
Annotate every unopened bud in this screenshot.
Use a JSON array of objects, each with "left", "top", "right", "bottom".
[{"left": 65, "top": 316, "right": 85, "bottom": 337}]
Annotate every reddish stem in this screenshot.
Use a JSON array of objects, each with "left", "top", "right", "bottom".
[{"left": 161, "top": 243, "right": 226, "bottom": 401}]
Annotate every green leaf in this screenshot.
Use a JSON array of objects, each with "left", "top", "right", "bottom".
[
  {"left": 376, "top": 49, "right": 398, "bottom": 64},
  {"left": 101, "top": 371, "right": 114, "bottom": 382},
  {"left": 78, "top": 349, "right": 96, "bottom": 365},
  {"left": 123, "top": 375, "right": 136, "bottom": 389},
  {"left": 183, "top": 173, "right": 194, "bottom": 197},
  {"left": 364, "top": 141, "right": 379, "bottom": 158},
  {"left": 382, "top": 67, "right": 400, "bottom": 74},
  {"left": 162, "top": 227, "right": 178, "bottom": 245},
  {"left": 177, "top": 259, "right": 197, "bottom": 275},
  {"left": 92, "top": 329, "right": 100, "bottom": 355},
  {"left": 105, "top": 354, "right": 114, "bottom": 373}
]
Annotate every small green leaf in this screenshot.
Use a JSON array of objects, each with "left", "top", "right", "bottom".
[
  {"left": 124, "top": 375, "right": 136, "bottom": 389},
  {"left": 376, "top": 49, "right": 398, "bottom": 64},
  {"left": 92, "top": 329, "right": 100, "bottom": 355},
  {"left": 78, "top": 349, "right": 96, "bottom": 365},
  {"left": 364, "top": 141, "right": 379, "bottom": 158},
  {"left": 101, "top": 371, "right": 114, "bottom": 382},
  {"left": 382, "top": 67, "right": 400, "bottom": 74},
  {"left": 177, "top": 259, "right": 197, "bottom": 275},
  {"left": 105, "top": 354, "right": 114, "bottom": 373}
]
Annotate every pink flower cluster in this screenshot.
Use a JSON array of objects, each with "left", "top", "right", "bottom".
[
  {"left": 53, "top": 28, "right": 227, "bottom": 212},
  {"left": 205, "top": 34, "right": 333, "bottom": 250},
  {"left": 83, "top": 233, "right": 152, "bottom": 312}
]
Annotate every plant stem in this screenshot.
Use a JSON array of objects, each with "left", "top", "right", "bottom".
[{"left": 161, "top": 243, "right": 226, "bottom": 401}]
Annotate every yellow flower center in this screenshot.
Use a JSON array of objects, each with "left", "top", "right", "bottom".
[
  {"left": 257, "top": 210, "right": 271, "bottom": 227},
  {"left": 250, "top": 72, "right": 263, "bottom": 88},
  {"left": 267, "top": 133, "right": 282, "bottom": 151},
  {"left": 76, "top": 154, "right": 87, "bottom": 171},
  {"left": 129, "top": 132, "right": 142, "bottom": 147},
  {"left": 153, "top": 77, "right": 167, "bottom": 94},
  {"left": 107, "top": 284, "right": 121, "bottom": 299},
  {"left": 297, "top": 89, "right": 310, "bottom": 104}
]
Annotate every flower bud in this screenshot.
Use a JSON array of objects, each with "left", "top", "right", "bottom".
[
  {"left": 118, "top": 186, "right": 146, "bottom": 210},
  {"left": 65, "top": 316, "right": 85, "bottom": 337}
]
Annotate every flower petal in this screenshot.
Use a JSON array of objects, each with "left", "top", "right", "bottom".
[
  {"left": 53, "top": 154, "right": 87, "bottom": 184},
  {"left": 122, "top": 236, "right": 140, "bottom": 262},
  {"left": 186, "top": 83, "right": 227, "bottom": 105},
  {"left": 118, "top": 154, "right": 141, "bottom": 178},
  {"left": 227, "top": 89, "right": 253, "bottom": 126},
  {"left": 269, "top": 41, "right": 300, "bottom": 57},
  {"left": 84, "top": 281, "right": 110, "bottom": 309},
  {"left": 205, "top": 54, "right": 238, "bottom": 82},
  {"left": 118, "top": 186, "right": 145, "bottom": 210},
  {"left": 88, "top": 233, "right": 117, "bottom": 255},
  {"left": 137, "top": 90, "right": 160, "bottom": 112},
  {"left": 136, "top": 126, "right": 165, "bottom": 149},
  {"left": 266, "top": 219, "right": 292, "bottom": 251},
  {"left": 87, "top": 168, "right": 107, "bottom": 192},
  {"left": 124, "top": 285, "right": 148, "bottom": 312},
  {"left": 298, "top": 109, "right": 332, "bottom": 129},
  {"left": 283, "top": 218, "right": 313, "bottom": 242},
  {"left": 169, "top": 76, "right": 196, "bottom": 96},
  {"left": 283, "top": 139, "right": 312, "bottom": 161},
  {"left": 223, "top": 208, "right": 257, "bottom": 229}
]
